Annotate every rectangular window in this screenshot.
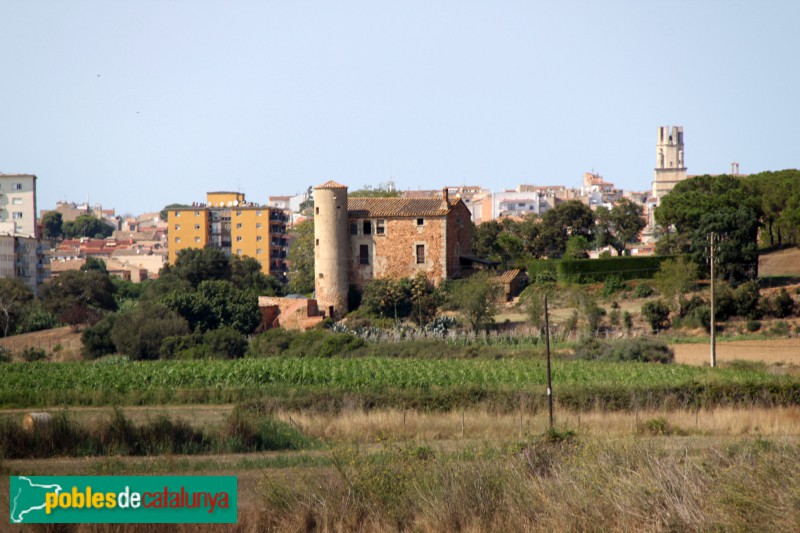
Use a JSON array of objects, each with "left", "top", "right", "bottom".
[
  {"left": 12, "top": 198, "right": 22, "bottom": 205},
  {"left": 194, "top": 237, "right": 200, "bottom": 243},
  {"left": 175, "top": 237, "right": 181, "bottom": 243},
  {"left": 14, "top": 184, "right": 22, "bottom": 190},
  {"left": 416, "top": 244, "right": 425, "bottom": 264},
  {"left": 256, "top": 223, "right": 262, "bottom": 228},
  {"left": 236, "top": 211, "right": 242, "bottom": 216},
  {"left": 12, "top": 212, "right": 22, "bottom": 219},
  {"left": 257, "top": 248, "right": 262, "bottom": 255},
  {"left": 417, "top": 218, "right": 424, "bottom": 226},
  {"left": 174, "top": 224, "right": 181, "bottom": 230},
  {"left": 236, "top": 223, "right": 242, "bottom": 229},
  {"left": 376, "top": 220, "right": 385, "bottom": 235},
  {"left": 315, "top": 207, "right": 319, "bottom": 215},
  {"left": 256, "top": 236, "right": 262, "bottom": 241},
  {"left": 315, "top": 238, "right": 319, "bottom": 246},
  {"left": 359, "top": 244, "right": 369, "bottom": 265},
  {"left": 363, "top": 221, "right": 372, "bottom": 235},
  {"left": 236, "top": 236, "right": 242, "bottom": 241},
  {"left": 350, "top": 222, "right": 358, "bottom": 235},
  {"left": 174, "top": 211, "right": 181, "bottom": 217},
  {"left": 194, "top": 224, "right": 200, "bottom": 230},
  {"left": 236, "top": 248, "right": 242, "bottom": 254},
  {"left": 195, "top": 211, "right": 200, "bottom": 216},
  {"left": 257, "top": 210, "right": 262, "bottom": 216}
]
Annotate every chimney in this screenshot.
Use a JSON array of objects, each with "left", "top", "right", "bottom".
[{"left": 442, "top": 187, "right": 449, "bottom": 204}]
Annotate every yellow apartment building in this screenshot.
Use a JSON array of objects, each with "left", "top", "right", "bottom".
[{"left": 167, "top": 191, "right": 288, "bottom": 279}]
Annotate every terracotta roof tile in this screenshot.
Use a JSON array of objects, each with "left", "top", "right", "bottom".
[
  {"left": 315, "top": 180, "right": 348, "bottom": 190},
  {"left": 347, "top": 197, "right": 456, "bottom": 217}
]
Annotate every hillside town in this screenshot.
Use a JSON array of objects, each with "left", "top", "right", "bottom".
[{"left": 3, "top": 125, "right": 702, "bottom": 295}]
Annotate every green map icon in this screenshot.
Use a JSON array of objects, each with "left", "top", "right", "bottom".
[{"left": 10, "top": 476, "right": 63, "bottom": 523}]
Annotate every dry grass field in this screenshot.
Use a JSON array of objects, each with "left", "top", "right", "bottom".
[
  {"left": 759, "top": 246, "right": 800, "bottom": 277},
  {"left": 672, "top": 337, "right": 800, "bottom": 366},
  {"left": 0, "top": 325, "right": 83, "bottom": 361}
]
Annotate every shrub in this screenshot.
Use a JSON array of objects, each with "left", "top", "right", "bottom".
[
  {"left": 246, "top": 329, "right": 365, "bottom": 358},
  {"left": 745, "top": 319, "right": 761, "bottom": 332},
  {"left": 602, "top": 275, "right": 628, "bottom": 298},
  {"left": 769, "top": 289, "right": 795, "bottom": 318},
  {"left": 21, "top": 347, "right": 48, "bottom": 362},
  {"left": 573, "top": 337, "right": 675, "bottom": 364},
  {"left": 633, "top": 284, "right": 654, "bottom": 298},
  {"left": 768, "top": 321, "right": 790, "bottom": 337},
  {"left": 159, "top": 333, "right": 202, "bottom": 359},
  {"left": 734, "top": 281, "right": 761, "bottom": 319},
  {"left": 0, "top": 346, "right": 10, "bottom": 363},
  {"left": 202, "top": 327, "right": 248, "bottom": 359},
  {"left": 642, "top": 300, "right": 671, "bottom": 332},
  {"left": 81, "top": 314, "right": 117, "bottom": 359},
  {"left": 623, "top": 311, "right": 633, "bottom": 332},
  {"left": 111, "top": 302, "right": 190, "bottom": 360}
]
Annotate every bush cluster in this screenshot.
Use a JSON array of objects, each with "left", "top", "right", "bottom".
[{"left": 573, "top": 337, "right": 675, "bottom": 364}]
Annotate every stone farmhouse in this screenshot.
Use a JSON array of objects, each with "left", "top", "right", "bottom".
[{"left": 314, "top": 180, "right": 473, "bottom": 319}]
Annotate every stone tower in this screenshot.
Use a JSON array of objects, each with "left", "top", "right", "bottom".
[
  {"left": 313, "top": 181, "right": 350, "bottom": 319},
  {"left": 652, "top": 126, "right": 687, "bottom": 201}
]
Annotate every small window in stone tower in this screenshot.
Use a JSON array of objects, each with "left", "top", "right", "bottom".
[
  {"left": 315, "top": 238, "right": 319, "bottom": 246},
  {"left": 416, "top": 244, "right": 425, "bottom": 264},
  {"left": 315, "top": 207, "right": 319, "bottom": 215},
  {"left": 376, "top": 220, "right": 385, "bottom": 235},
  {"left": 350, "top": 222, "right": 358, "bottom": 235},
  {"left": 363, "top": 221, "right": 372, "bottom": 235},
  {"left": 417, "top": 218, "right": 424, "bottom": 226},
  {"left": 359, "top": 244, "right": 369, "bottom": 265}
]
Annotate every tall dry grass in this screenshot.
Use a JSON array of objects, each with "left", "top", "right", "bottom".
[
  {"left": 255, "top": 436, "right": 800, "bottom": 532},
  {"left": 278, "top": 405, "right": 800, "bottom": 442}
]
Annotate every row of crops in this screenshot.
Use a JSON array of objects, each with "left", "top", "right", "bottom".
[{"left": 2, "top": 357, "right": 790, "bottom": 397}]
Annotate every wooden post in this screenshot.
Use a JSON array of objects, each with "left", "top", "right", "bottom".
[{"left": 545, "top": 294, "right": 554, "bottom": 431}]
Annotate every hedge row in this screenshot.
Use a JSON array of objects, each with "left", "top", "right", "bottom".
[{"left": 528, "top": 255, "right": 682, "bottom": 283}]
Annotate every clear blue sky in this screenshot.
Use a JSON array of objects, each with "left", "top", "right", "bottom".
[{"left": 2, "top": 1, "right": 798, "bottom": 215}]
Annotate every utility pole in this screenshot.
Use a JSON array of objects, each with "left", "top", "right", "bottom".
[
  {"left": 544, "top": 293, "right": 554, "bottom": 431},
  {"left": 710, "top": 233, "right": 716, "bottom": 368}
]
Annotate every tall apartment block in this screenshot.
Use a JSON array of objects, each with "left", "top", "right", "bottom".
[
  {"left": 167, "top": 192, "right": 289, "bottom": 279},
  {"left": 0, "top": 174, "right": 46, "bottom": 293}
]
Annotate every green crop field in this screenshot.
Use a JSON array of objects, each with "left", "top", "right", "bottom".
[{"left": 4, "top": 357, "right": 800, "bottom": 410}]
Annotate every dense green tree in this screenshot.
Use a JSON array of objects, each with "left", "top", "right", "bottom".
[
  {"left": 472, "top": 220, "right": 503, "bottom": 260},
  {"left": 595, "top": 198, "right": 646, "bottom": 256},
  {"left": 535, "top": 200, "right": 595, "bottom": 258},
  {"left": 80, "top": 257, "right": 107, "bottom": 273},
  {"left": 230, "top": 255, "right": 283, "bottom": 295},
  {"left": 655, "top": 175, "right": 761, "bottom": 283},
  {"left": 81, "top": 314, "right": 118, "bottom": 359},
  {"left": 62, "top": 214, "right": 113, "bottom": 239},
  {"left": 448, "top": 271, "right": 502, "bottom": 332},
  {"left": 652, "top": 257, "right": 698, "bottom": 309},
  {"left": 564, "top": 235, "right": 591, "bottom": 260},
  {"left": 287, "top": 220, "right": 315, "bottom": 295},
  {"left": 168, "top": 247, "right": 231, "bottom": 288},
  {"left": 0, "top": 279, "right": 34, "bottom": 337},
  {"left": 161, "top": 280, "right": 260, "bottom": 334},
  {"left": 360, "top": 278, "right": 411, "bottom": 320},
  {"left": 111, "top": 302, "right": 189, "bottom": 360},
  {"left": 41, "top": 211, "right": 63, "bottom": 241},
  {"left": 41, "top": 270, "right": 117, "bottom": 319}
]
